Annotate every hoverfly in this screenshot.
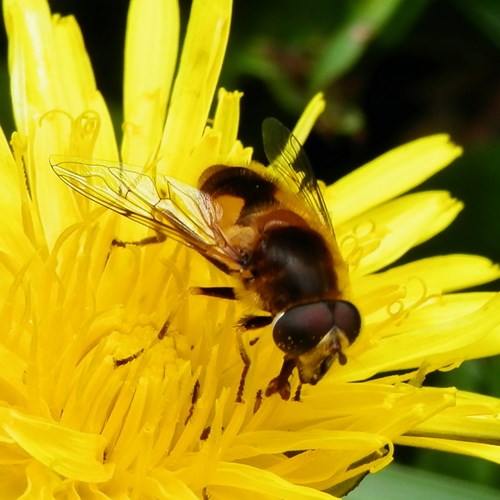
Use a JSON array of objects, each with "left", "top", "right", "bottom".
[{"left": 51, "top": 118, "right": 361, "bottom": 400}]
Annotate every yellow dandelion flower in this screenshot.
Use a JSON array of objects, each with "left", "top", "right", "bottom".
[{"left": 1, "top": 0, "right": 500, "bottom": 499}]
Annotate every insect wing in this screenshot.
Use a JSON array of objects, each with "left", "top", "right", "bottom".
[
  {"left": 50, "top": 158, "right": 236, "bottom": 264},
  {"left": 262, "top": 117, "right": 334, "bottom": 234}
]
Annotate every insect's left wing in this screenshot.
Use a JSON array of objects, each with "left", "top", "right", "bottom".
[
  {"left": 50, "top": 157, "right": 239, "bottom": 268},
  {"left": 262, "top": 117, "right": 334, "bottom": 235}
]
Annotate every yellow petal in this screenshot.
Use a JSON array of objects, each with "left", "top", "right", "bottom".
[
  {"left": 397, "top": 390, "right": 500, "bottom": 464},
  {"left": 212, "top": 88, "right": 245, "bottom": 161},
  {"left": 158, "top": 0, "right": 232, "bottom": 176},
  {"left": 0, "top": 407, "right": 113, "bottom": 482},
  {"left": 185, "top": 89, "right": 252, "bottom": 185},
  {"left": 293, "top": 93, "right": 326, "bottom": 144},
  {"left": 210, "top": 462, "right": 338, "bottom": 499},
  {"left": 4, "top": 0, "right": 112, "bottom": 137},
  {"left": 326, "top": 135, "right": 462, "bottom": 224},
  {"left": 226, "top": 429, "right": 388, "bottom": 461},
  {"left": 2, "top": 0, "right": 500, "bottom": 495},
  {"left": 122, "top": 0, "right": 180, "bottom": 165},
  {"left": 342, "top": 191, "right": 463, "bottom": 276},
  {"left": 349, "top": 294, "right": 500, "bottom": 379},
  {"left": 358, "top": 255, "right": 500, "bottom": 297},
  {"left": 0, "top": 127, "right": 30, "bottom": 257},
  {"left": 4, "top": 0, "right": 118, "bottom": 245}
]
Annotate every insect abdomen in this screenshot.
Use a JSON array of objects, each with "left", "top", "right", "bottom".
[{"left": 248, "top": 225, "right": 338, "bottom": 313}]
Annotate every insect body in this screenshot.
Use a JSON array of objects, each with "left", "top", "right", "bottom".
[{"left": 51, "top": 118, "right": 361, "bottom": 400}]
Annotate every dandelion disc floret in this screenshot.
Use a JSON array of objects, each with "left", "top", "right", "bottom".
[{"left": 1, "top": 0, "right": 500, "bottom": 498}]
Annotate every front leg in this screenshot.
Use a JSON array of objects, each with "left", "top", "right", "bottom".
[
  {"left": 234, "top": 314, "right": 273, "bottom": 403},
  {"left": 191, "top": 286, "right": 236, "bottom": 300},
  {"left": 265, "top": 357, "right": 297, "bottom": 401},
  {"left": 237, "top": 314, "right": 273, "bottom": 331},
  {"left": 192, "top": 287, "right": 274, "bottom": 402}
]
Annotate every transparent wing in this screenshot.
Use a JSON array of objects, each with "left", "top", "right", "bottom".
[
  {"left": 50, "top": 157, "right": 239, "bottom": 268},
  {"left": 262, "top": 117, "right": 334, "bottom": 234}
]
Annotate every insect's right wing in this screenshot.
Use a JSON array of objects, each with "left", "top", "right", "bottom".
[
  {"left": 262, "top": 118, "right": 335, "bottom": 236},
  {"left": 50, "top": 157, "right": 240, "bottom": 270}
]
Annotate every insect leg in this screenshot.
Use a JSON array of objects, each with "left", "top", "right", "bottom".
[
  {"left": 113, "top": 316, "right": 171, "bottom": 367},
  {"left": 293, "top": 384, "right": 303, "bottom": 402},
  {"left": 112, "top": 232, "right": 167, "bottom": 248},
  {"left": 237, "top": 315, "right": 273, "bottom": 330},
  {"left": 235, "top": 328, "right": 251, "bottom": 403},
  {"left": 114, "top": 348, "right": 145, "bottom": 367},
  {"left": 184, "top": 379, "right": 200, "bottom": 425},
  {"left": 191, "top": 286, "right": 236, "bottom": 300},
  {"left": 253, "top": 389, "right": 263, "bottom": 414},
  {"left": 265, "top": 357, "right": 297, "bottom": 400},
  {"left": 233, "top": 315, "right": 273, "bottom": 403}
]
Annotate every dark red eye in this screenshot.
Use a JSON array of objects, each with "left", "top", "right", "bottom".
[
  {"left": 330, "top": 300, "right": 361, "bottom": 344},
  {"left": 273, "top": 300, "right": 361, "bottom": 356}
]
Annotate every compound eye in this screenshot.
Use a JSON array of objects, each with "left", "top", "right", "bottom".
[
  {"left": 273, "top": 300, "right": 361, "bottom": 356},
  {"left": 273, "top": 302, "right": 336, "bottom": 356},
  {"left": 331, "top": 300, "right": 361, "bottom": 345}
]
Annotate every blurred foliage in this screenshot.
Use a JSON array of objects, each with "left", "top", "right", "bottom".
[
  {"left": 223, "top": 0, "right": 406, "bottom": 122},
  {"left": 347, "top": 462, "right": 500, "bottom": 500},
  {"left": 0, "top": 0, "right": 499, "bottom": 494}
]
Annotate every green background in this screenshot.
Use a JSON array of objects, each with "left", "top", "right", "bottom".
[{"left": 0, "top": 0, "right": 499, "bottom": 496}]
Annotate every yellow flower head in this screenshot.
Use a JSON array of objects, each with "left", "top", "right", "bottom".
[{"left": 1, "top": 0, "right": 500, "bottom": 498}]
